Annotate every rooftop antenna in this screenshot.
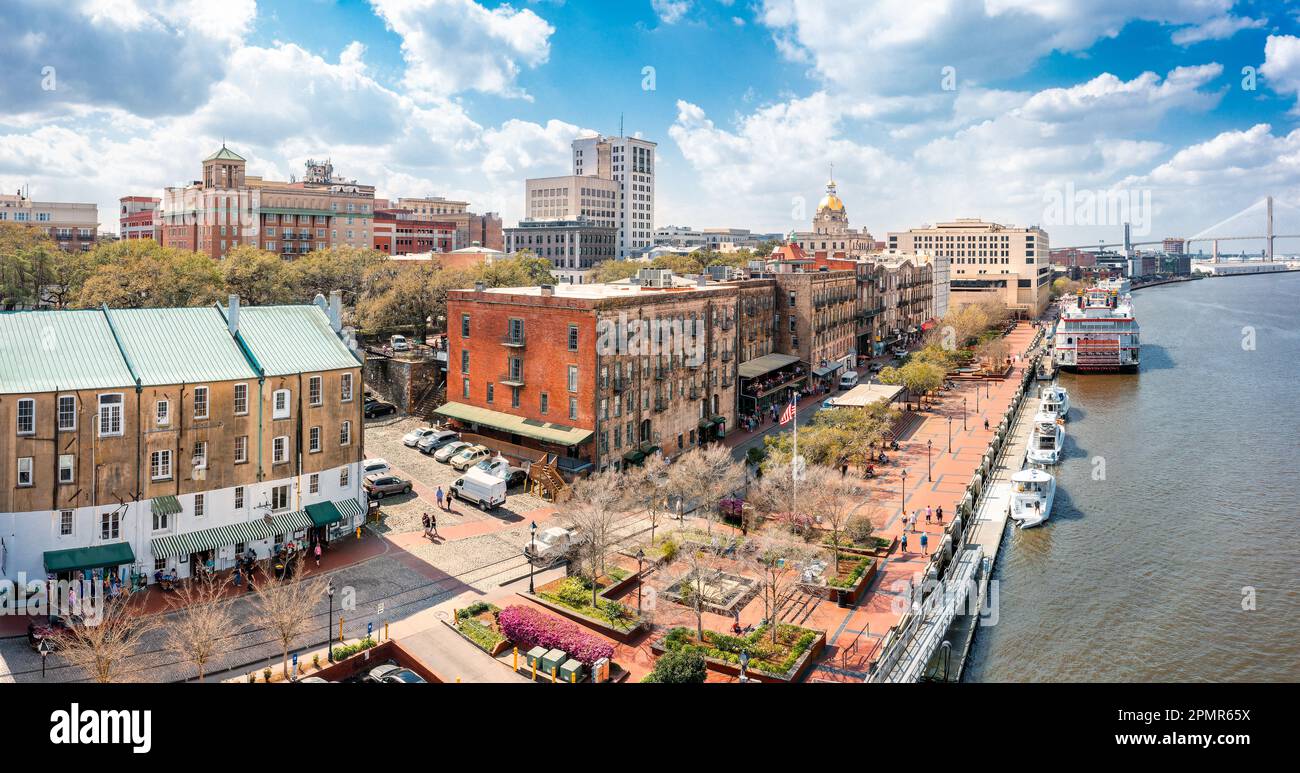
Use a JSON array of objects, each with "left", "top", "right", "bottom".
[{"left": 620, "top": 113, "right": 624, "bottom": 138}]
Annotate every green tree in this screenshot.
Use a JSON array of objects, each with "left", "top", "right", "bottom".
[
  {"left": 289, "top": 245, "right": 387, "bottom": 306},
  {"left": 473, "top": 253, "right": 556, "bottom": 288},
  {"left": 589, "top": 259, "right": 643, "bottom": 283},
  {"left": 221, "top": 245, "right": 294, "bottom": 306},
  {"left": 75, "top": 240, "right": 221, "bottom": 308},
  {"left": 645, "top": 648, "right": 707, "bottom": 683},
  {"left": 0, "top": 223, "right": 79, "bottom": 308}
]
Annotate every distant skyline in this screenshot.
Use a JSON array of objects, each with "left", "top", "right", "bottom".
[{"left": 3, "top": 1, "right": 1300, "bottom": 247}]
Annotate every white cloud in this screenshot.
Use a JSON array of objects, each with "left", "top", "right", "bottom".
[
  {"left": 651, "top": 0, "right": 692, "bottom": 24},
  {"left": 369, "top": 0, "right": 554, "bottom": 101},
  {"left": 1171, "top": 14, "right": 1266, "bottom": 46},
  {"left": 1017, "top": 64, "right": 1224, "bottom": 125},
  {"left": 1262, "top": 35, "right": 1300, "bottom": 107}
]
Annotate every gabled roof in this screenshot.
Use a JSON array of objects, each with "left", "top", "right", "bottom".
[
  {"left": 204, "top": 144, "right": 246, "bottom": 162},
  {"left": 0, "top": 309, "right": 136, "bottom": 394},
  {"left": 230, "top": 305, "right": 358, "bottom": 376},
  {"left": 107, "top": 307, "right": 257, "bottom": 385}
]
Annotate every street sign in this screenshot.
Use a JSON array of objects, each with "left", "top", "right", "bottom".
[
  {"left": 377, "top": 602, "right": 385, "bottom": 616},
  {"left": 367, "top": 622, "right": 373, "bottom": 639}
]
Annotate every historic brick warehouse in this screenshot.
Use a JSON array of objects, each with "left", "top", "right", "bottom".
[{"left": 0, "top": 293, "right": 365, "bottom": 588}]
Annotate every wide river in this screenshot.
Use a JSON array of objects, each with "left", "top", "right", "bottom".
[{"left": 965, "top": 271, "right": 1300, "bottom": 682}]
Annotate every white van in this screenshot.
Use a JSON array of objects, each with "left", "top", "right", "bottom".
[
  {"left": 390, "top": 335, "right": 410, "bottom": 351},
  {"left": 452, "top": 468, "right": 507, "bottom": 510},
  {"left": 838, "top": 370, "right": 860, "bottom": 390}
]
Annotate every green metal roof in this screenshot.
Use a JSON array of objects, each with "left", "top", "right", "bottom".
[
  {"left": 435, "top": 401, "right": 593, "bottom": 446},
  {"left": 204, "top": 145, "right": 246, "bottom": 162},
  {"left": 44, "top": 542, "right": 136, "bottom": 573},
  {"left": 230, "top": 306, "right": 359, "bottom": 376},
  {"left": 107, "top": 307, "right": 257, "bottom": 386},
  {"left": 0, "top": 309, "right": 136, "bottom": 394}
]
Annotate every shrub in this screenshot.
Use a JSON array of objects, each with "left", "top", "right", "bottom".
[
  {"left": 846, "top": 514, "right": 874, "bottom": 545},
  {"left": 332, "top": 636, "right": 378, "bottom": 661},
  {"left": 497, "top": 605, "right": 614, "bottom": 665},
  {"left": 646, "top": 649, "right": 707, "bottom": 684},
  {"left": 457, "top": 601, "right": 497, "bottom": 620}
]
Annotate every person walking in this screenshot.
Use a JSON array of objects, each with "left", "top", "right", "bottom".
[
  {"left": 421, "top": 512, "right": 430, "bottom": 538},
  {"left": 314, "top": 542, "right": 322, "bottom": 568},
  {"left": 900, "top": 531, "right": 909, "bottom": 554},
  {"left": 920, "top": 532, "right": 929, "bottom": 555},
  {"left": 435, "top": 486, "right": 445, "bottom": 511},
  {"left": 430, "top": 511, "right": 439, "bottom": 539},
  {"left": 925, "top": 505, "right": 932, "bottom": 524},
  {"left": 936, "top": 505, "right": 944, "bottom": 523},
  {"left": 983, "top": 417, "right": 990, "bottom": 431}
]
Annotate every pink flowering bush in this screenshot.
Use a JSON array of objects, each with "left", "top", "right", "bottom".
[{"left": 497, "top": 605, "right": 615, "bottom": 665}]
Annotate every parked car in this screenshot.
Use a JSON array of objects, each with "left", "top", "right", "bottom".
[
  {"left": 433, "top": 440, "right": 471, "bottom": 463},
  {"left": 364, "top": 400, "right": 397, "bottom": 418},
  {"left": 452, "top": 468, "right": 507, "bottom": 510},
  {"left": 402, "top": 427, "right": 440, "bottom": 448},
  {"left": 504, "top": 466, "right": 528, "bottom": 489},
  {"left": 297, "top": 676, "right": 331, "bottom": 684},
  {"left": 416, "top": 429, "right": 460, "bottom": 454},
  {"left": 838, "top": 370, "right": 860, "bottom": 390},
  {"left": 365, "top": 663, "right": 426, "bottom": 684},
  {"left": 524, "top": 526, "right": 585, "bottom": 565},
  {"left": 362, "top": 459, "right": 391, "bottom": 477},
  {"left": 390, "top": 335, "right": 410, "bottom": 352},
  {"left": 364, "top": 474, "right": 412, "bottom": 499},
  {"left": 869, "top": 362, "right": 885, "bottom": 373},
  {"left": 449, "top": 444, "right": 491, "bottom": 471},
  {"left": 473, "top": 456, "right": 510, "bottom": 478}
]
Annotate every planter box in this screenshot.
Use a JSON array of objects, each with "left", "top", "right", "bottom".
[
  {"left": 441, "top": 618, "right": 511, "bottom": 657},
  {"left": 519, "top": 591, "right": 649, "bottom": 644},
  {"left": 650, "top": 631, "right": 826, "bottom": 684}
]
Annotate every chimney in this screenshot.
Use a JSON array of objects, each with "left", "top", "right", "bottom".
[
  {"left": 329, "top": 290, "right": 343, "bottom": 333},
  {"left": 540, "top": 284, "right": 555, "bottom": 297},
  {"left": 474, "top": 281, "right": 486, "bottom": 292},
  {"left": 227, "top": 294, "right": 240, "bottom": 336}
]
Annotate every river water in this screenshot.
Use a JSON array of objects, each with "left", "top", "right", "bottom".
[{"left": 965, "top": 272, "right": 1300, "bottom": 682}]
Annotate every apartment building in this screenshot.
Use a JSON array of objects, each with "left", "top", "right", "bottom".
[
  {"left": 390, "top": 197, "right": 504, "bottom": 252},
  {"left": 504, "top": 218, "right": 618, "bottom": 285},
  {"left": 373, "top": 208, "right": 456, "bottom": 255},
  {"left": 765, "top": 266, "right": 858, "bottom": 389},
  {"left": 572, "top": 134, "right": 656, "bottom": 257},
  {"left": 119, "top": 196, "right": 161, "bottom": 241},
  {"left": 161, "top": 146, "right": 376, "bottom": 259},
  {"left": 888, "top": 218, "right": 1049, "bottom": 317},
  {"left": 0, "top": 295, "right": 365, "bottom": 586},
  {"left": 0, "top": 191, "right": 98, "bottom": 252},
  {"left": 524, "top": 176, "right": 620, "bottom": 230}
]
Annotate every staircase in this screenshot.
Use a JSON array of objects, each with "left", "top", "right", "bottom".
[
  {"left": 528, "top": 453, "right": 569, "bottom": 503},
  {"left": 410, "top": 379, "right": 445, "bottom": 422}
]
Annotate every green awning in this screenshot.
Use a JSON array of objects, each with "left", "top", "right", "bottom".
[
  {"left": 738, "top": 353, "right": 801, "bottom": 380},
  {"left": 435, "top": 402, "right": 593, "bottom": 447},
  {"left": 152, "top": 495, "right": 182, "bottom": 516},
  {"left": 267, "top": 511, "right": 313, "bottom": 536},
  {"left": 306, "top": 501, "right": 343, "bottom": 527},
  {"left": 336, "top": 499, "right": 364, "bottom": 521},
  {"left": 711, "top": 416, "right": 726, "bottom": 425},
  {"left": 44, "top": 542, "right": 135, "bottom": 574},
  {"left": 151, "top": 520, "right": 269, "bottom": 560}
]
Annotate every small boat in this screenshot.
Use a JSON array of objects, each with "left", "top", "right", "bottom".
[
  {"left": 1038, "top": 384, "right": 1070, "bottom": 420},
  {"left": 1009, "top": 468, "right": 1055, "bottom": 528},
  {"left": 1026, "top": 412, "right": 1064, "bottom": 465}
]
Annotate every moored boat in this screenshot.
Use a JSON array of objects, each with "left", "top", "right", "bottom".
[{"left": 1009, "top": 468, "right": 1056, "bottom": 528}]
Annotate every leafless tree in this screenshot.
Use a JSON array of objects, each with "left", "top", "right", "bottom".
[
  {"left": 799, "top": 466, "right": 867, "bottom": 571},
  {"left": 667, "top": 444, "right": 746, "bottom": 537},
  {"left": 671, "top": 541, "right": 728, "bottom": 642},
  {"left": 746, "top": 536, "right": 822, "bottom": 645},
  {"left": 163, "top": 572, "right": 236, "bottom": 682},
  {"left": 565, "top": 472, "right": 624, "bottom": 608},
  {"left": 621, "top": 453, "right": 672, "bottom": 546},
  {"left": 251, "top": 555, "right": 328, "bottom": 680},
  {"left": 57, "top": 595, "right": 159, "bottom": 684}
]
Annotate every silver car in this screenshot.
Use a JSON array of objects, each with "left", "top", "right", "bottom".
[
  {"left": 433, "top": 440, "right": 470, "bottom": 463},
  {"left": 417, "top": 430, "right": 460, "bottom": 455}
]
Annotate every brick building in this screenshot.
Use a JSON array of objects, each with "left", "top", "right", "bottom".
[
  {"left": 373, "top": 208, "right": 456, "bottom": 255},
  {"left": 119, "top": 196, "right": 161, "bottom": 241}
]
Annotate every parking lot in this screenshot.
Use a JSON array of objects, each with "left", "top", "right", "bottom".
[{"left": 362, "top": 415, "right": 551, "bottom": 538}]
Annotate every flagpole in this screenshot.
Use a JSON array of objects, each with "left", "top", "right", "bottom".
[{"left": 790, "top": 388, "right": 798, "bottom": 510}]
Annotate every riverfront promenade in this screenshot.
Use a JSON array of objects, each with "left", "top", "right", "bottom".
[{"left": 806, "top": 322, "right": 1041, "bottom": 682}]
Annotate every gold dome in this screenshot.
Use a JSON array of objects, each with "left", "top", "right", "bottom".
[{"left": 818, "top": 193, "right": 844, "bottom": 212}]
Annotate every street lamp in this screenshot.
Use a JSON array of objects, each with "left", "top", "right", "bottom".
[
  {"left": 528, "top": 521, "right": 538, "bottom": 594},
  {"left": 739, "top": 650, "right": 750, "bottom": 683},
  {"left": 39, "top": 638, "right": 49, "bottom": 679},
  {"left": 975, "top": 385, "right": 980, "bottom": 412},
  {"left": 900, "top": 468, "right": 908, "bottom": 516},
  {"left": 635, "top": 548, "right": 646, "bottom": 614},
  {"left": 947, "top": 416, "right": 953, "bottom": 454},
  {"left": 927, "top": 439, "right": 932, "bottom": 482},
  {"left": 326, "top": 579, "right": 336, "bottom": 662},
  {"left": 963, "top": 397, "right": 967, "bottom": 430}
]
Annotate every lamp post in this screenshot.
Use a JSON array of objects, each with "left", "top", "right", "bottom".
[
  {"left": 327, "top": 579, "right": 336, "bottom": 662},
  {"left": 39, "top": 638, "right": 49, "bottom": 679},
  {"left": 963, "top": 397, "right": 967, "bottom": 430},
  {"left": 528, "top": 520, "right": 538, "bottom": 594},
  {"left": 947, "top": 416, "right": 953, "bottom": 454},
  {"left": 927, "top": 439, "right": 932, "bottom": 482},
  {"left": 739, "top": 650, "right": 750, "bottom": 683},
  {"left": 635, "top": 548, "right": 645, "bottom": 614},
  {"left": 975, "top": 385, "right": 980, "bottom": 412},
  {"left": 900, "top": 468, "right": 908, "bottom": 516}
]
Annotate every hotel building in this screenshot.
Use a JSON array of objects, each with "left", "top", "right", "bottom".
[{"left": 0, "top": 191, "right": 99, "bottom": 252}]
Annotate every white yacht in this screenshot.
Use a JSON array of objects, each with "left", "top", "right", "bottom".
[
  {"left": 1038, "top": 384, "right": 1070, "bottom": 420},
  {"left": 1009, "top": 468, "right": 1056, "bottom": 528},
  {"left": 1055, "top": 282, "right": 1140, "bottom": 372},
  {"left": 1026, "top": 412, "right": 1064, "bottom": 465}
]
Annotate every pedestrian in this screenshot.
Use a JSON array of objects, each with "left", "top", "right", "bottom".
[
  {"left": 983, "top": 417, "right": 990, "bottom": 431},
  {"left": 435, "top": 486, "right": 445, "bottom": 511},
  {"left": 920, "top": 532, "right": 929, "bottom": 555},
  {"left": 314, "top": 542, "right": 322, "bottom": 567},
  {"left": 926, "top": 505, "right": 932, "bottom": 524},
  {"left": 421, "top": 512, "right": 430, "bottom": 538},
  {"left": 901, "top": 531, "right": 909, "bottom": 553},
  {"left": 430, "top": 511, "right": 439, "bottom": 538},
  {"left": 936, "top": 505, "right": 944, "bottom": 523}
]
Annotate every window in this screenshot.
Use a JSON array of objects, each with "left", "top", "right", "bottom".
[
  {"left": 272, "top": 389, "right": 290, "bottom": 419},
  {"left": 309, "top": 474, "right": 319, "bottom": 494},
  {"left": 309, "top": 426, "right": 321, "bottom": 452},
  {"left": 569, "top": 397, "right": 578, "bottom": 420},
  {"left": 271, "top": 484, "right": 289, "bottom": 511},
  {"left": 235, "top": 486, "right": 245, "bottom": 510},
  {"left": 17, "top": 457, "right": 33, "bottom": 487},
  {"left": 150, "top": 450, "right": 172, "bottom": 481},
  {"left": 57, "top": 395, "right": 76, "bottom": 431},
  {"left": 58, "top": 455, "right": 74, "bottom": 484},
  {"left": 193, "top": 386, "right": 209, "bottom": 419},
  {"left": 102, "top": 511, "right": 121, "bottom": 540},
  {"left": 340, "top": 421, "right": 352, "bottom": 446},
  {"left": 234, "top": 383, "right": 249, "bottom": 415},
  {"left": 540, "top": 393, "right": 549, "bottom": 414},
  {"left": 461, "top": 314, "right": 470, "bottom": 337},
  {"left": 461, "top": 350, "right": 470, "bottom": 374},
  {"left": 568, "top": 366, "right": 578, "bottom": 392},
  {"left": 234, "top": 435, "right": 248, "bottom": 464},
  {"left": 59, "top": 510, "right": 73, "bottom": 536},
  {"left": 511, "top": 387, "right": 520, "bottom": 409},
  {"left": 16, "top": 398, "right": 34, "bottom": 435},
  {"left": 156, "top": 399, "right": 170, "bottom": 426},
  {"left": 309, "top": 375, "right": 322, "bottom": 406},
  {"left": 273, "top": 436, "right": 288, "bottom": 464},
  {"left": 194, "top": 493, "right": 205, "bottom": 518},
  {"left": 568, "top": 324, "right": 579, "bottom": 351},
  {"left": 462, "top": 378, "right": 470, "bottom": 399},
  {"left": 192, "top": 441, "right": 207, "bottom": 470},
  {"left": 340, "top": 373, "right": 353, "bottom": 402},
  {"left": 486, "top": 383, "right": 495, "bottom": 403},
  {"left": 340, "top": 468, "right": 350, "bottom": 488}
]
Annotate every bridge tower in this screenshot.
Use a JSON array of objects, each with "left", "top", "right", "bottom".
[
  {"left": 1212, "top": 239, "right": 1220, "bottom": 263},
  {"left": 1266, "top": 195, "right": 1274, "bottom": 261}
]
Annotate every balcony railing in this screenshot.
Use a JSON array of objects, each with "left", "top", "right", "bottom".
[
  {"left": 498, "top": 372, "right": 525, "bottom": 387},
  {"left": 500, "top": 334, "right": 526, "bottom": 347}
]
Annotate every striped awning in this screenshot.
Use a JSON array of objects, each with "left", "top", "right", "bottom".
[
  {"left": 150, "top": 520, "right": 267, "bottom": 560},
  {"left": 267, "top": 510, "right": 312, "bottom": 535},
  {"left": 336, "top": 499, "right": 364, "bottom": 521},
  {"left": 152, "top": 495, "right": 182, "bottom": 516}
]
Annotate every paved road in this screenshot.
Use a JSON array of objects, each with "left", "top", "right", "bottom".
[{"left": 398, "top": 621, "right": 530, "bottom": 683}]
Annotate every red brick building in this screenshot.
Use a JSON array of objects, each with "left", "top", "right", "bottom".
[
  {"left": 119, "top": 195, "right": 161, "bottom": 240},
  {"left": 373, "top": 209, "right": 456, "bottom": 255}
]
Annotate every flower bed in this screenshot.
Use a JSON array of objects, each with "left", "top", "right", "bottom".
[
  {"left": 653, "top": 624, "right": 824, "bottom": 682},
  {"left": 497, "top": 604, "right": 615, "bottom": 665},
  {"left": 535, "top": 576, "right": 642, "bottom": 634},
  {"left": 453, "top": 602, "right": 509, "bottom": 657}
]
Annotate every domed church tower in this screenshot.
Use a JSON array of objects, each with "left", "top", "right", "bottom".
[{"left": 813, "top": 176, "right": 850, "bottom": 236}]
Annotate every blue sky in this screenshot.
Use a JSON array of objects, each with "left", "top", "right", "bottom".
[{"left": 4, "top": 0, "right": 1300, "bottom": 249}]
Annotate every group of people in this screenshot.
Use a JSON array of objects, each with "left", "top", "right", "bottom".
[
  {"left": 899, "top": 504, "right": 945, "bottom": 556},
  {"left": 741, "top": 365, "right": 808, "bottom": 399},
  {"left": 420, "top": 511, "right": 441, "bottom": 540}
]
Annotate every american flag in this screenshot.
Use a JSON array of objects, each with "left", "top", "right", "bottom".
[{"left": 779, "top": 394, "right": 797, "bottom": 426}]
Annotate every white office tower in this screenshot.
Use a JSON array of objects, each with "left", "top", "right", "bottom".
[{"left": 572, "top": 134, "right": 656, "bottom": 258}]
